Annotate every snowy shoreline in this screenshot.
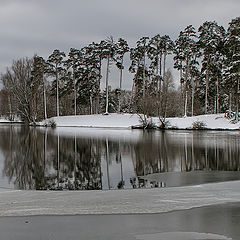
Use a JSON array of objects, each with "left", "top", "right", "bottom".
[
  {"left": 39, "top": 113, "right": 240, "bottom": 130},
  {"left": 1, "top": 113, "right": 240, "bottom": 130}
]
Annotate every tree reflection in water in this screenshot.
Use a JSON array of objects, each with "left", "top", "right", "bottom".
[{"left": 0, "top": 126, "right": 240, "bottom": 190}]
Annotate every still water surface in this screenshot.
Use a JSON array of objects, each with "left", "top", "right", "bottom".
[{"left": 0, "top": 125, "right": 240, "bottom": 190}]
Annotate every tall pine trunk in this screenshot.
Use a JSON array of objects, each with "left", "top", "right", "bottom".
[
  {"left": 90, "top": 95, "right": 93, "bottom": 115},
  {"left": 229, "top": 92, "right": 232, "bottom": 112},
  {"left": 205, "top": 55, "right": 210, "bottom": 114},
  {"left": 73, "top": 67, "right": 77, "bottom": 115},
  {"left": 118, "top": 57, "right": 123, "bottom": 113},
  {"left": 8, "top": 95, "right": 12, "bottom": 121},
  {"left": 184, "top": 56, "right": 189, "bottom": 117},
  {"left": 105, "top": 55, "right": 110, "bottom": 114},
  {"left": 56, "top": 68, "right": 59, "bottom": 117},
  {"left": 163, "top": 51, "right": 167, "bottom": 119},
  {"left": 191, "top": 86, "right": 194, "bottom": 117},
  {"left": 237, "top": 78, "right": 240, "bottom": 121},
  {"left": 216, "top": 76, "right": 219, "bottom": 114},
  {"left": 96, "top": 58, "right": 102, "bottom": 114},
  {"left": 43, "top": 77, "right": 47, "bottom": 119},
  {"left": 184, "top": 91, "right": 188, "bottom": 117},
  {"left": 142, "top": 53, "right": 146, "bottom": 100}
]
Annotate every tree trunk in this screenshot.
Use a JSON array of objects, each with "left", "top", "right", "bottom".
[
  {"left": 105, "top": 55, "right": 110, "bottom": 114},
  {"left": 205, "top": 55, "right": 210, "bottom": 114},
  {"left": 180, "top": 67, "right": 184, "bottom": 116},
  {"left": 163, "top": 51, "right": 166, "bottom": 81},
  {"left": 184, "top": 90, "right": 188, "bottom": 117},
  {"left": 191, "top": 86, "right": 194, "bottom": 117},
  {"left": 90, "top": 95, "right": 93, "bottom": 115},
  {"left": 118, "top": 57, "right": 123, "bottom": 113},
  {"left": 237, "top": 77, "right": 240, "bottom": 121},
  {"left": 143, "top": 54, "right": 146, "bottom": 100},
  {"left": 229, "top": 92, "right": 232, "bottom": 111},
  {"left": 156, "top": 55, "right": 159, "bottom": 91},
  {"left": 56, "top": 69, "right": 59, "bottom": 117},
  {"left": 184, "top": 56, "right": 189, "bottom": 117},
  {"left": 96, "top": 58, "right": 102, "bottom": 114},
  {"left": 43, "top": 77, "right": 47, "bottom": 119},
  {"left": 73, "top": 67, "right": 77, "bottom": 116},
  {"left": 8, "top": 95, "right": 12, "bottom": 121},
  {"left": 159, "top": 53, "right": 162, "bottom": 79},
  {"left": 214, "top": 96, "right": 217, "bottom": 114},
  {"left": 216, "top": 76, "right": 219, "bottom": 114}
]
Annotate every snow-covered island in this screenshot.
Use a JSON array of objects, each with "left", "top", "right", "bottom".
[{"left": 39, "top": 113, "right": 240, "bottom": 130}]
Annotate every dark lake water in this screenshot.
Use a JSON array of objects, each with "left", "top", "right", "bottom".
[{"left": 0, "top": 125, "right": 240, "bottom": 190}]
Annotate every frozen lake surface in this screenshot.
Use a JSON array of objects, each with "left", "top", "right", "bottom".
[{"left": 0, "top": 202, "right": 239, "bottom": 239}]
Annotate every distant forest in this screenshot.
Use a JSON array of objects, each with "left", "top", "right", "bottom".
[{"left": 0, "top": 17, "right": 239, "bottom": 123}]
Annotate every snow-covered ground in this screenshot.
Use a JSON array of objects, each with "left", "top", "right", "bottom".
[
  {"left": 167, "top": 113, "right": 240, "bottom": 130},
  {"left": 0, "top": 180, "right": 239, "bottom": 217},
  {"left": 40, "top": 113, "right": 240, "bottom": 130},
  {"left": 42, "top": 113, "right": 140, "bottom": 128},
  {"left": 0, "top": 117, "right": 22, "bottom": 123},
  {"left": 0, "top": 118, "right": 11, "bottom": 123}
]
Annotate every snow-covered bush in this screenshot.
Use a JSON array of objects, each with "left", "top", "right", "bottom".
[
  {"left": 44, "top": 119, "right": 56, "bottom": 128},
  {"left": 158, "top": 117, "right": 169, "bottom": 129},
  {"left": 225, "top": 110, "right": 235, "bottom": 120},
  {"left": 192, "top": 120, "right": 206, "bottom": 129},
  {"left": 138, "top": 114, "right": 157, "bottom": 129}
]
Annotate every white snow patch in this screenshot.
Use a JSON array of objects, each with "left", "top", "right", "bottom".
[
  {"left": 0, "top": 180, "right": 240, "bottom": 217},
  {"left": 166, "top": 113, "right": 240, "bottom": 130},
  {"left": 39, "top": 113, "right": 240, "bottom": 130},
  {"left": 0, "top": 118, "right": 11, "bottom": 123},
  {"left": 41, "top": 113, "right": 141, "bottom": 128}
]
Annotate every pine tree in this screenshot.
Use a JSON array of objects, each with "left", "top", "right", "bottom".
[
  {"left": 148, "top": 34, "right": 162, "bottom": 92},
  {"left": 65, "top": 48, "right": 82, "bottom": 115},
  {"left": 129, "top": 36, "right": 149, "bottom": 113},
  {"left": 102, "top": 36, "right": 117, "bottom": 114},
  {"left": 115, "top": 38, "right": 129, "bottom": 112},
  {"left": 198, "top": 21, "right": 226, "bottom": 114},
  {"left": 32, "top": 55, "right": 48, "bottom": 119},
  {"left": 159, "top": 35, "right": 174, "bottom": 119},
  {"left": 47, "top": 49, "right": 66, "bottom": 117},
  {"left": 174, "top": 25, "right": 199, "bottom": 117},
  {"left": 224, "top": 17, "right": 240, "bottom": 120},
  {"left": 86, "top": 41, "right": 105, "bottom": 114}
]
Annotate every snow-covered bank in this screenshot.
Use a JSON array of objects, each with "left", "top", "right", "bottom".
[
  {"left": 0, "top": 117, "right": 22, "bottom": 124},
  {"left": 0, "top": 118, "right": 11, "bottom": 123},
  {"left": 167, "top": 113, "right": 240, "bottom": 130},
  {"left": 0, "top": 180, "right": 240, "bottom": 217},
  {"left": 42, "top": 113, "right": 140, "bottom": 128},
  {"left": 40, "top": 113, "right": 240, "bottom": 130}
]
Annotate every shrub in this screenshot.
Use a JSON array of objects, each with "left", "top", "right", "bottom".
[
  {"left": 158, "top": 117, "right": 170, "bottom": 129},
  {"left": 49, "top": 119, "right": 56, "bottom": 128},
  {"left": 44, "top": 119, "right": 56, "bottom": 128},
  {"left": 192, "top": 120, "right": 206, "bottom": 130},
  {"left": 138, "top": 114, "right": 157, "bottom": 129}
]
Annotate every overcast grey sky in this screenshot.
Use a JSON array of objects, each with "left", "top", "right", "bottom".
[{"left": 0, "top": 0, "right": 239, "bottom": 89}]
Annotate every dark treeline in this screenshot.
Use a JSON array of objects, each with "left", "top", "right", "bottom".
[{"left": 0, "top": 17, "right": 240, "bottom": 123}]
